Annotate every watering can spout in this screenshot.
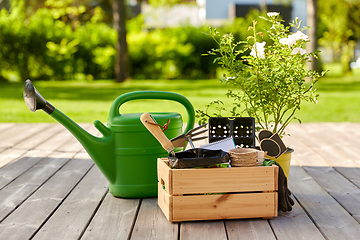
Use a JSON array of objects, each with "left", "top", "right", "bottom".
[
  {"left": 23, "top": 79, "right": 55, "bottom": 114},
  {"left": 24, "top": 79, "right": 196, "bottom": 198},
  {"left": 23, "top": 79, "right": 116, "bottom": 183}
]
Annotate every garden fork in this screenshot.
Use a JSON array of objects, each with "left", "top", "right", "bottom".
[{"left": 171, "top": 123, "right": 208, "bottom": 148}]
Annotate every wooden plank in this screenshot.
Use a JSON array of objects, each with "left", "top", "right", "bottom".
[
  {"left": 0, "top": 152, "right": 43, "bottom": 189},
  {"left": 225, "top": 219, "right": 276, "bottom": 240},
  {"left": 0, "top": 123, "right": 51, "bottom": 149},
  {"left": 180, "top": 221, "right": 227, "bottom": 240},
  {"left": 0, "top": 147, "right": 35, "bottom": 168},
  {"left": 32, "top": 165, "right": 108, "bottom": 240},
  {"left": 286, "top": 123, "right": 360, "bottom": 187},
  {"left": 324, "top": 123, "right": 360, "bottom": 148},
  {"left": 308, "top": 123, "right": 360, "bottom": 188},
  {"left": 56, "top": 123, "right": 94, "bottom": 153},
  {"left": 302, "top": 164, "right": 360, "bottom": 224},
  {"left": 170, "top": 165, "right": 277, "bottom": 195},
  {"left": 284, "top": 127, "right": 360, "bottom": 224},
  {"left": 284, "top": 124, "right": 360, "bottom": 234},
  {"left": 171, "top": 192, "right": 277, "bottom": 222},
  {"left": 286, "top": 123, "right": 360, "bottom": 181},
  {"left": 82, "top": 193, "right": 140, "bottom": 240},
  {"left": 157, "top": 158, "right": 172, "bottom": 194},
  {"left": 270, "top": 200, "right": 325, "bottom": 240},
  {"left": 288, "top": 164, "right": 360, "bottom": 239},
  {"left": 37, "top": 123, "right": 95, "bottom": 156},
  {"left": 15, "top": 124, "right": 64, "bottom": 151},
  {"left": 0, "top": 123, "right": 15, "bottom": 132},
  {"left": 0, "top": 151, "right": 71, "bottom": 221},
  {"left": 131, "top": 198, "right": 178, "bottom": 240},
  {"left": 286, "top": 123, "right": 360, "bottom": 168},
  {"left": 158, "top": 183, "right": 172, "bottom": 222},
  {"left": 340, "top": 123, "right": 360, "bottom": 148},
  {"left": 0, "top": 123, "right": 91, "bottom": 168},
  {"left": 33, "top": 127, "right": 80, "bottom": 152},
  {"left": 282, "top": 126, "right": 328, "bottom": 168},
  {"left": 0, "top": 124, "right": 64, "bottom": 168},
  {"left": 0, "top": 158, "right": 93, "bottom": 239},
  {"left": 0, "top": 123, "right": 22, "bottom": 144},
  {"left": 0, "top": 124, "right": 47, "bottom": 150}
]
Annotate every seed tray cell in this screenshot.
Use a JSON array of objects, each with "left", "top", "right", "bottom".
[{"left": 209, "top": 117, "right": 255, "bottom": 148}]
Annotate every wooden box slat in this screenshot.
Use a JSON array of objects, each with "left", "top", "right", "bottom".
[
  {"left": 172, "top": 192, "right": 277, "bottom": 222},
  {"left": 157, "top": 158, "right": 278, "bottom": 194}
]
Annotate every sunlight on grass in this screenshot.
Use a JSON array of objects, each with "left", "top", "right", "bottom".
[{"left": 1, "top": 65, "right": 360, "bottom": 123}]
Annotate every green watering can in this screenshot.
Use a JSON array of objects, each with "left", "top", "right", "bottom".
[{"left": 23, "top": 80, "right": 195, "bottom": 198}]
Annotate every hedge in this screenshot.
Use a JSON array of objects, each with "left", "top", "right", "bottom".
[{"left": 0, "top": 3, "right": 267, "bottom": 81}]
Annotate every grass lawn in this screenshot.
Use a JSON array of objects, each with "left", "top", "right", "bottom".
[{"left": 1, "top": 67, "right": 360, "bottom": 124}]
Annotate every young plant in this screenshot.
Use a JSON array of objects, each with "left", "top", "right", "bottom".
[{"left": 197, "top": 12, "right": 327, "bottom": 137}]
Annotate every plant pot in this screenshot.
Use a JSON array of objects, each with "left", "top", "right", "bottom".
[{"left": 266, "top": 148, "right": 294, "bottom": 179}]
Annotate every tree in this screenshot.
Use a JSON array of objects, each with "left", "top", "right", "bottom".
[
  {"left": 112, "top": 0, "right": 184, "bottom": 82},
  {"left": 113, "top": 0, "right": 129, "bottom": 82},
  {"left": 306, "top": 0, "right": 321, "bottom": 72},
  {"left": 0, "top": 0, "right": 10, "bottom": 10}
]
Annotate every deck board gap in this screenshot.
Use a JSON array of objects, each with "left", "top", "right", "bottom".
[
  {"left": 333, "top": 167, "right": 360, "bottom": 190},
  {"left": 78, "top": 183, "right": 109, "bottom": 240},
  {"left": 178, "top": 222, "right": 181, "bottom": 240},
  {"left": 291, "top": 194, "right": 328, "bottom": 240},
  {"left": 0, "top": 157, "right": 44, "bottom": 191},
  {"left": 0, "top": 157, "right": 72, "bottom": 223},
  {"left": 0, "top": 124, "right": 55, "bottom": 151},
  {"left": 267, "top": 219, "right": 279, "bottom": 240},
  {"left": 0, "top": 141, "right": 85, "bottom": 191},
  {"left": 128, "top": 198, "right": 143, "bottom": 240},
  {"left": 27, "top": 161, "right": 96, "bottom": 240},
  {"left": 222, "top": 220, "right": 229, "bottom": 240},
  {"left": 299, "top": 164, "right": 360, "bottom": 225},
  {"left": 0, "top": 125, "right": 66, "bottom": 168}
]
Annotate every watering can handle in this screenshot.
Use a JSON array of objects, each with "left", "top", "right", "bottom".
[{"left": 108, "top": 91, "right": 195, "bottom": 134}]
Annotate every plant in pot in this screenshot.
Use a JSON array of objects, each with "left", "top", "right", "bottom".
[{"left": 196, "top": 12, "right": 327, "bottom": 177}]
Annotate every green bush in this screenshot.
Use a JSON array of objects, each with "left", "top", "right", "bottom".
[
  {"left": 128, "top": 25, "right": 217, "bottom": 79},
  {"left": 0, "top": 1, "right": 116, "bottom": 81},
  {"left": 220, "top": 9, "right": 272, "bottom": 42},
  {"left": 73, "top": 22, "right": 116, "bottom": 80},
  {"left": 127, "top": 9, "right": 271, "bottom": 80},
  {"left": 27, "top": 7, "right": 117, "bottom": 81},
  {"left": 0, "top": 1, "right": 32, "bottom": 81},
  {"left": 0, "top": 2, "right": 267, "bottom": 81},
  {"left": 167, "top": 26, "right": 218, "bottom": 79}
]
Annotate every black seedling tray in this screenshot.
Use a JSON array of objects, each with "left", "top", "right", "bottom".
[{"left": 208, "top": 117, "right": 255, "bottom": 148}]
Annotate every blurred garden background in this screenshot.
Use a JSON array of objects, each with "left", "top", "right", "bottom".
[{"left": 1, "top": 0, "right": 360, "bottom": 123}]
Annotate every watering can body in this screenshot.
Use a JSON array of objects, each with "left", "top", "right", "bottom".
[
  {"left": 23, "top": 80, "right": 195, "bottom": 198},
  {"left": 107, "top": 111, "right": 184, "bottom": 198}
]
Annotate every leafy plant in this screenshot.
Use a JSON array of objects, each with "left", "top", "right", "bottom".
[
  {"left": 128, "top": 25, "right": 218, "bottom": 80},
  {"left": 197, "top": 12, "right": 327, "bottom": 137}
]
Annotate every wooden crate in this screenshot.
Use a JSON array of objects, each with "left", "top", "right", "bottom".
[{"left": 157, "top": 158, "right": 278, "bottom": 222}]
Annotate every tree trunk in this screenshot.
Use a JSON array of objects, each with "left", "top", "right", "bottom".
[
  {"left": 259, "top": 0, "right": 268, "bottom": 13},
  {"left": 0, "top": 0, "right": 10, "bottom": 10},
  {"left": 306, "top": 0, "right": 321, "bottom": 73},
  {"left": 113, "top": 0, "right": 129, "bottom": 82}
]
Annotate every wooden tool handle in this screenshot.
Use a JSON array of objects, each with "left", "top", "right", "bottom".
[{"left": 140, "top": 112, "right": 174, "bottom": 153}]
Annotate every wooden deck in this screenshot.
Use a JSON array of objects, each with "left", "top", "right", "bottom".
[{"left": 1, "top": 123, "right": 360, "bottom": 239}]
